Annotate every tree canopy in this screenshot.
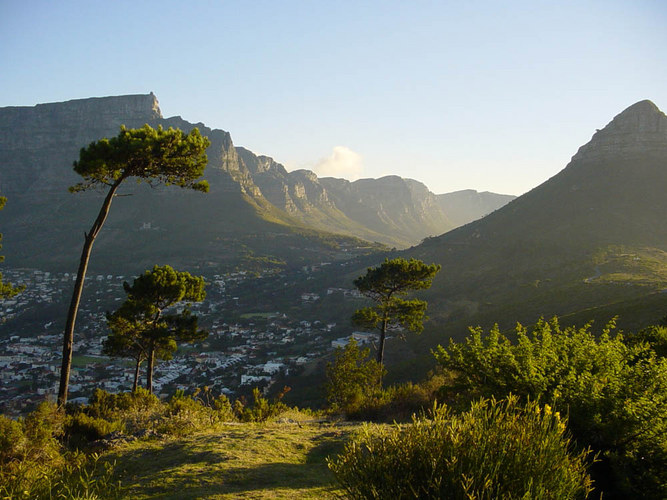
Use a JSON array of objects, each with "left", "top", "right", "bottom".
[
  {"left": 352, "top": 258, "right": 440, "bottom": 364},
  {"left": 105, "top": 265, "right": 207, "bottom": 394},
  {"left": 59, "top": 125, "right": 210, "bottom": 406},
  {"left": 70, "top": 124, "right": 210, "bottom": 193}
]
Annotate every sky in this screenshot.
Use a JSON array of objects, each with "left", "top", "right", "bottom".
[{"left": 1, "top": 1, "right": 665, "bottom": 196}]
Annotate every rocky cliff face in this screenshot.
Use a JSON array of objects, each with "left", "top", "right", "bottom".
[
  {"left": 0, "top": 94, "right": 162, "bottom": 196},
  {"left": 320, "top": 176, "right": 455, "bottom": 246},
  {"left": 0, "top": 94, "right": 335, "bottom": 272},
  {"left": 235, "top": 148, "right": 465, "bottom": 248},
  {"left": 572, "top": 100, "right": 667, "bottom": 162}
]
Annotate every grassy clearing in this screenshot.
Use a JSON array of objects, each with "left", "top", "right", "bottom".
[
  {"left": 71, "top": 354, "right": 113, "bottom": 367},
  {"left": 106, "top": 421, "right": 363, "bottom": 499},
  {"left": 240, "top": 312, "right": 275, "bottom": 319}
]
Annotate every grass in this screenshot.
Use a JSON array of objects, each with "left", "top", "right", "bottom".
[
  {"left": 71, "top": 354, "right": 113, "bottom": 367},
  {"left": 105, "top": 421, "right": 363, "bottom": 499}
]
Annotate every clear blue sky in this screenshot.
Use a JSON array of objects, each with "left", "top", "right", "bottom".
[{"left": 1, "top": 1, "right": 665, "bottom": 195}]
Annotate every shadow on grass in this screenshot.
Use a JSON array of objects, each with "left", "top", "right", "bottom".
[{"left": 110, "top": 431, "right": 350, "bottom": 499}]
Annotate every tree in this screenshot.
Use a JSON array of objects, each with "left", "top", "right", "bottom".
[
  {"left": 58, "top": 125, "right": 210, "bottom": 406},
  {"left": 325, "top": 339, "right": 386, "bottom": 414},
  {"left": 105, "top": 265, "right": 207, "bottom": 394},
  {"left": 352, "top": 258, "right": 440, "bottom": 364},
  {"left": 0, "top": 197, "right": 24, "bottom": 300}
]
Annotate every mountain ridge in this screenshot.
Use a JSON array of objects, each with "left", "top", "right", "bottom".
[
  {"left": 400, "top": 99, "right": 667, "bottom": 350},
  {"left": 0, "top": 92, "right": 513, "bottom": 273}
]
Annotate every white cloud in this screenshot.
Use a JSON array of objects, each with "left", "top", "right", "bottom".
[{"left": 311, "top": 146, "right": 364, "bottom": 181}]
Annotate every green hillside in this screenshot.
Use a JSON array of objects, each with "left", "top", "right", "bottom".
[{"left": 371, "top": 100, "right": 667, "bottom": 376}]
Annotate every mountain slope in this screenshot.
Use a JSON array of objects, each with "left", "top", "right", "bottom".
[
  {"left": 436, "top": 190, "right": 516, "bottom": 227},
  {"left": 402, "top": 100, "right": 667, "bottom": 349}
]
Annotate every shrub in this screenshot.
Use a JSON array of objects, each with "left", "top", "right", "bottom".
[
  {"left": 434, "top": 317, "right": 667, "bottom": 498},
  {"left": 65, "top": 412, "right": 124, "bottom": 448},
  {"left": 326, "top": 339, "right": 386, "bottom": 416},
  {"left": 238, "top": 387, "right": 289, "bottom": 422},
  {"left": 0, "top": 415, "right": 26, "bottom": 464},
  {"left": 157, "top": 390, "right": 218, "bottom": 436},
  {"left": 328, "top": 396, "right": 593, "bottom": 499},
  {"left": 87, "top": 388, "right": 162, "bottom": 432},
  {"left": 0, "top": 402, "right": 119, "bottom": 499},
  {"left": 624, "top": 324, "right": 667, "bottom": 358}
]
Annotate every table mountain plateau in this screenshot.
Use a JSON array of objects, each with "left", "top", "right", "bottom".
[{"left": 0, "top": 93, "right": 512, "bottom": 273}]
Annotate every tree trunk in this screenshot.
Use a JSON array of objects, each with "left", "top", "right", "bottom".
[
  {"left": 146, "top": 344, "right": 155, "bottom": 394},
  {"left": 377, "top": 318, "right": 388, "bottom": 365},
  {"left": 57, "top": 178, "right": 124, "bottom": 407},
  {"left": 133, "top": 357, "right": 142, "bottom": 393}
]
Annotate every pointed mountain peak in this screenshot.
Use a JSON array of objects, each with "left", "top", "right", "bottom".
[
  {"left": 572, "top": 100, "right": 667, "bottom": 162},
  {"left": 607, "top": 99, "right": 664, "bottom": 128}
]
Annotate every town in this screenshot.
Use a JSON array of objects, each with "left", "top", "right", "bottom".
[{"left": 0, "top": 265, "right": 379, "bottom": 415}]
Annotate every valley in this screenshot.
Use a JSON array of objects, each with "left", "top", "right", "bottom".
[{"left": 1, "top": 95, "right": 666, "bottom": 410}]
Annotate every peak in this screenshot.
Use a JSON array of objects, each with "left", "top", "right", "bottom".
[
  {"left": 607, "top": 99, "right": 663, "bottom": 128},
  {"left": 571, "top": 100, "right": 667, "bottom": 162},
  {"left": 618, "top": 99, "right": 659, "bottom": 114}
]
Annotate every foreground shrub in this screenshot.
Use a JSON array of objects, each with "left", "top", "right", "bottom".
[
  {"left": 156, "top": 389, "right": 226, "bottom": 436},
  {"left": 86, "top": 387, "right": 162, "bottom": 433},
  {"left": 65, "top": 412, "right": 124, "bottom": 449},
  {"left": 328, "top": 396, "right": 592, "bottom": 499},
  {"left": 325, "top": 339, "right": 386, "bottom": 416},
  {"left": 0, "top": 451, "right": 119, "bottom": 500},
  {"left": 345, "top": 372, "right": 449, "bottom": 422},
  {"left": 0, "top": 402, "right": 119, "bottom": 499},
  {"left": 434, "top": 317, "right": 667, "bottom": 498}
]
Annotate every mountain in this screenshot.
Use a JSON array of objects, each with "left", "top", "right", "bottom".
[
  {"left": 436, "top": 190, "right": 516, "bottom": 227},
  {"left": 0, "top": 94, "right": 381, "bottom": 274},
  {"left": 236, "top": 148, "right": 465, "bottom": 248},
  {"left": 403, "top": 99, "right": 667, "bottom": 352},
  {"left": 0, "top": 93, "right": 518, "bottom": 274}
]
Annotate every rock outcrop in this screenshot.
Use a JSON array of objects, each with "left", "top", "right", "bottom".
[{"left": 572, "top": 100, "right": 667, "bottom": 162}]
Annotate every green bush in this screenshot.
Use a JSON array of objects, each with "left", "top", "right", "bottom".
[
  {"left": 238, "top": 387, "right": 289, "bottom": 422},
  {"left": 0, "top": 402, "right": 119, "bottom": 500},
  {"left": 434, "top": 317, "right": 667, "bottom": 498},
  {"left": 326, "top": 339, "right": 386, "bottom": 416},
  {"left": 328, "top": 396, "right": 592, "bottom": 499},
  {"left": 65, "top": 412, "right": 124, "bottom": 448},
  {"left": 0, "top": 415, "right": 26, "bottom": 464},
  {"left": 346, "top": 373, "right": 449, "bottom": 422},
  {"left": 87, "top": 388, "right": 161, "bottom": 433},
  {"left": 624, "top": 324, "right": 667, "bottom": 358},
  {"left": 0, "top": 451, "right": 119, "bottom": 500}
]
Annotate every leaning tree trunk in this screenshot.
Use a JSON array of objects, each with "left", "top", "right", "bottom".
[{"left": 57, "top": 178, "right": 124, "bottom": 407}]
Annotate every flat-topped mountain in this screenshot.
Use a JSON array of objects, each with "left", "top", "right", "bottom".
[
  {"left": 0, "top": 94, "right": 379, "bottom": 273},
  {"left": 0, "top": 93, "right": 514, "bottom": 273}
]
